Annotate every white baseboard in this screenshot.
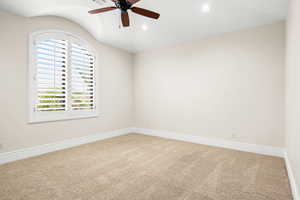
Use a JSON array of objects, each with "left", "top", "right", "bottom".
[
  {"left": 0, "top": 128, "right": 132, "bottom": 164},
  {"left": 132, "top": 128, "right": 285, "bottom": 158},
  {"left": 285, "top": 152, "right": 300, "bottom": 200}
]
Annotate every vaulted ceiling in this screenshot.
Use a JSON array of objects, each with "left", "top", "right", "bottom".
[{"left": 0, "top": 0, "right": 288, "bottom": 52}]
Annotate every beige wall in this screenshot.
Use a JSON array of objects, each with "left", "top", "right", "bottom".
[
  {"left": 0, "top": 12, "right": 133, "bottom": 153},
  {"left": 0, "top": 11, "right": 287, "bottom": 154},
  {"left": 134, "top": 22, "right": 286, "bottom": 147},
  {"left": 286, "top": 0, "right": 300, "bottom": 194}
]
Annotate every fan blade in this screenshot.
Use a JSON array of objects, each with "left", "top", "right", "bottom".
[
  {"left": 88, "top": 7, "right": 117, "bottom": 14},
  {"left": 127, "top": 0, "right": 140, "bottom": 5},
  {"left": 121, "top": 11, "right": 130, "bottom": 27},
  {"left": 131, "top": 7, "right": 160, "bottom": 19}
]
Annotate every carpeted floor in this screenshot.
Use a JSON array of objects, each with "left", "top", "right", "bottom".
[{"left": 0, "top": 134, "right": 293, "bottom": 200}]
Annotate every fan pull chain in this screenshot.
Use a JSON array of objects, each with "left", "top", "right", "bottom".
[{"left": 118, "top": 12, "right": 122, "bottom": 29}]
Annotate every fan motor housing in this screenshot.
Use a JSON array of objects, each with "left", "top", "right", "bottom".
[{"left": 116, "top": 0, "right": 132, "bottom": 11}]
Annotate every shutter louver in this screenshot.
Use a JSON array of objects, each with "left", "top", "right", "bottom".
[
  {"left": 35, "top": 39, "right": 68, "bottom": 112},
  {"left": 70, "top": 43, "right": 95, "bottom": 111}
]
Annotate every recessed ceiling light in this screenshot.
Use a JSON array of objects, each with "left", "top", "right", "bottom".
[
  {"left": 142, "top": 24, "right": 148, "bottom": 31},
  {"left": 201, "top": 3, "right": 211, "bottom": 13}
]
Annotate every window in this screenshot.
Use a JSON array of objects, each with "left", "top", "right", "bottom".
[{"left": 28, "top": 30, "right": 97, "bottom": 123}]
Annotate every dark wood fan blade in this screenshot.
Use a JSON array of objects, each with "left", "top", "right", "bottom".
[
  {"left": 127, "top": 0, "right": 141, "bottom": 5},
  {"left": 131, "top": 7, "right": 160, "bottom": 19},
  {"left": 88, "top": 7, "right": 117, "bottom": 14},
  {"left": 121, "top": 11, "right": 130, "bottom": 27}
]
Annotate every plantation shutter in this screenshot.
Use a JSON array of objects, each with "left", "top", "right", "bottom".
[
  {"left": 70, "top": 43, "right": 95, "bottom": 111},
  {"left": 34, "top": 39, "right": 68, "bottom": 112},
  {"left": 29, "top": 31, "right": 97, "bottom": 123}
]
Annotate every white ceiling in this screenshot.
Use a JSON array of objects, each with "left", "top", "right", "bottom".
[{"left": 0, "top": 0, "right": 289, "bottom": 53}]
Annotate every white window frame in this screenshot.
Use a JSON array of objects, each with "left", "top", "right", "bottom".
[{"left": 28, "top": 30, "right": 98, "bottom": 123}]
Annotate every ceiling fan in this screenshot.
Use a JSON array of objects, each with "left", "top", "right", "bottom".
[{"left": 88, "top": 0, "right": 160, "bottom": 27}]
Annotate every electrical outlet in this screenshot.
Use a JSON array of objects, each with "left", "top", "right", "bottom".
[
  {"left": 231, "top": 133, "right": 238, "bottom": 139},
  {"left": 0, "top": 144, "right": 3, "bottom": 150}
]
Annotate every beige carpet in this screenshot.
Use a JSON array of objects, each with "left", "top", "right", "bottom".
[{"left": 0, "top": 134, "right": 293, "bottom": 200}]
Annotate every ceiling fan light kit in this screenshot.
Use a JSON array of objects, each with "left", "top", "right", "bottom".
[{"left": 88, "top": 0, "right": 160, "bottom": 27}]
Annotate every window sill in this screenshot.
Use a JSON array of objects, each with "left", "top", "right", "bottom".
[{"left": 28, "top": 113, "right": 99, "bottom": 124}]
